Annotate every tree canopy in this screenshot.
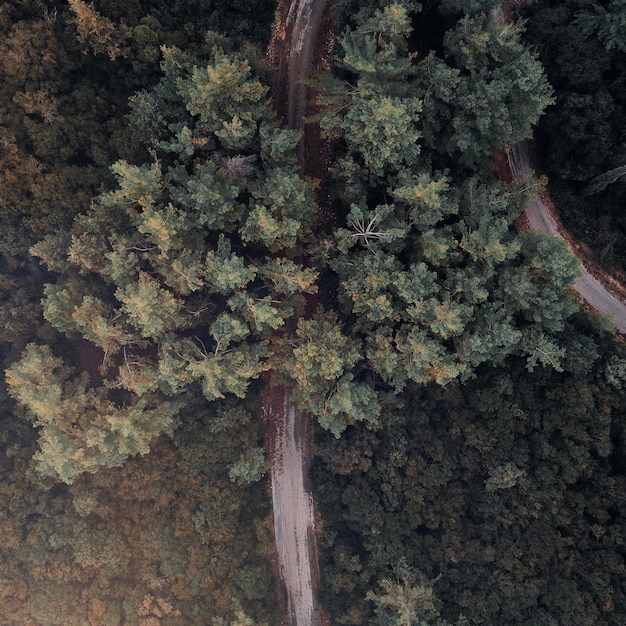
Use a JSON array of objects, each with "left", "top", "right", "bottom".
[
  {"left": 7, "top": 42, "right": 321, "bottom": 482},
  {"left": 6, "top": 0, "right": 581, "bottom": 471},
  {"left": 1, "top": 0, "right": 625, "bottom": 623}
]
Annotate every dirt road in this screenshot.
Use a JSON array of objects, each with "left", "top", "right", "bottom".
[
  {"left": 265, "top": 385, "right": 321, "bottom": 626},
  {"left": 284, "top": 0, "right": 329, "bottom": 132},
  {"left": 265, "top": 1, "right": 330, "bottom": 625},
  {"left": 507, "top": 142, "right": 626, "bottom": 334}
]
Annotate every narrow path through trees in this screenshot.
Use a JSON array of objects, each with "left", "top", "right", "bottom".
[
  {"left": 265, "top": 1, "right": 330, "bottom": 625},
  {"left": 498, "top": 5, "right": 626, "bottom": 335},
  {"left": 264, "top": 384, "right": 321, "bottom": 626}
]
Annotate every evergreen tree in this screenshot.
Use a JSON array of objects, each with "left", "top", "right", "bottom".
[{"left": 8, "top": 43, "right": 319, "bottom": 482}]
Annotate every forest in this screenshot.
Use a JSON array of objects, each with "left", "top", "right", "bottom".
[{"left": 0, "top": 0, "right": 624, "bottom": 624}]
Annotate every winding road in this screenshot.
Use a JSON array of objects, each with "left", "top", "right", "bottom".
[{"left": 508, "top": 141, "right": 626, "bottom": 335}]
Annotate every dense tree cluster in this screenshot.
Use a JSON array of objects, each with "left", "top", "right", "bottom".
[
  {"left": 314, "top": 319, "right": 626, "bottom": 624},
  {"left": 307, "top": 1, "right": 575, "bottom": 435},
  {"left": 0, "top": 0, "right": 272, "bottom": 257},
  {"left": 6, "top": 41, "right": 318, "bottom": 482},
  {"left": 0, "top": 0, "right": 276, "bottom": 436},
  {"left": 1, "top": 0, "right": 625, "bottom": 624},
  {"left": 0, "top": 1, "right": 277, "bottom": 623},
  {"left": 0, "top": 398, "right": 278, "bottom": 625},
  {"left": 311, "top": 1, "right": 626, "bottom": 624}
]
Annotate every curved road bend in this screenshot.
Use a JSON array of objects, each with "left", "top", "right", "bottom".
[
  {"left": 267, "top": 1, "right": 328, "bottom": 625},
  {"left": 507, "top": 142, "right": 626, "bottom": 334}
]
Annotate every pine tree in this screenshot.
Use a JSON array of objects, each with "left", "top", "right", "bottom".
[
  {"left": 67, "top": 0, "right": 128, "bottom": 60},
  {"left": 7, "top": 43, "right": 319, "bottom": 481},
  {"left": 5, "top": 344, "right": 178, "bottom": 483}
]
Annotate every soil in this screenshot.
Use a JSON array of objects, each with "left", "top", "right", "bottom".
[
  {"left": 268, "top": 0, "right": 336, "bottom": 230},
  {"left": 263, "top": 380, "right": 322, "bottom": 626}
]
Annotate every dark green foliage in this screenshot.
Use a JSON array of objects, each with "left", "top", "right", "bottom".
[
  {"left": 317, "top": 3, "right": 576, "bottom": 396},
  {"left": 7, "top": 42, "right": 319, "bottom": 482},
  {"left": 328, "top": 180, "right": 579, "bottom": 393},
  {"left": 438, "top": 0, "right": 500, "bottom": 16},
  {"left": 2, "top": 0, "right": 625, "bottom": 624},
  {"left": 0, "top": 0, "right": 274, "bottom": 256},
  {"left": 522, "top": 0, "right": 626, "bottom": 271},
  {"left": 289, "top": 310, "right": 381, "bottom": 436},
  {"left": 321, "top": 2, "right": 553, "bottom": 174},
  {"left": 432, "top": 13, "right": 554, "bottom": 167},
  {"left": 314, "top": 319, "right": 626, "bottom": 625},
  {"left": 309, "top": 5, "right": 626, "bottom": 624}
]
